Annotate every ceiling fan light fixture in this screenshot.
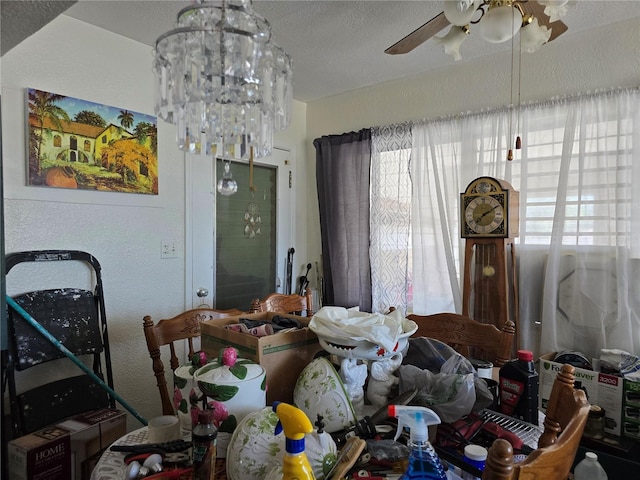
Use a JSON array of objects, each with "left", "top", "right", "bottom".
[
  {"left": 539, "top": 0, "right": 570, "bottom": 23},
  {"left": 478, "top": 4, "right": 522, "bottom": 43},
  {"left": 520, "top": 17, "right": 551, "bottom": 53},
  {"left": 443, "top": 0, "right": 481, "bottom": 27},
  {"left": 384, "top": 0, "right": 569, "bottom": 57},
  {"left": 434, "top": 25, "right": 470, "bottom": 61}
]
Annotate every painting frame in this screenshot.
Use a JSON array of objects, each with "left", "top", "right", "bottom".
[{"left": 27, "top": 88, "right": 158, "bottom": 195}]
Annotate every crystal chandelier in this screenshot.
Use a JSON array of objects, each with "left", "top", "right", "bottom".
[
  {"left": 153, "top": 0, "right": 293, "bottom": 159},
  {"left": 436, "top": 0, "right": 570, "bottom": 60}
]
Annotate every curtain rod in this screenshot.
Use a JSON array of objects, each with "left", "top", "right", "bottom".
[{"left": 413, "top": 86, "right": 640, "bottom": 127}]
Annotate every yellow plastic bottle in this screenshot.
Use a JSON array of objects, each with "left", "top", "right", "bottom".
[{"left": 273, "top": 401, "right": 316, "bottom": 480}]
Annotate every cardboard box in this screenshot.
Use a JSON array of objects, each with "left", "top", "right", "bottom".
[
  {"left": 201, "top": 312, "right": 323, "bottom": 404},
  {"left": 622, "top": 378, "right": 640, "bottom": 441},
  {"left": 8, "top": 425, "right": 72, "bottom": 480},
  {"left": 539, "top": 352, "right": 624, "bottom": 436},
  {"left": 56, "top": 408, "right": 127, "bottom": 480}
]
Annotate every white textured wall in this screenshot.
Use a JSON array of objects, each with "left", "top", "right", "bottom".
[
  {"left": 1, "top": 14, "right": 309, "bottom": 432},
  {"left": 303, "top": 17, "right": 640, "bottom": 289},
  {"left": 1, "top": 15, "right": 187, "bottom": 429}
]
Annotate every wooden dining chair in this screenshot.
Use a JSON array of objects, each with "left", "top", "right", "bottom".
[
  {"left": 482, "top": 363, "right": 590, "bottom": 480},
  {"left": 249, "top": 287, "right": 314, "bottom": 317},
  {"left": 143, "top": 307, "right": 244, "bottom": 415},
  {"left": 407, "top": 312, "right": 516, "bottom": 366}
]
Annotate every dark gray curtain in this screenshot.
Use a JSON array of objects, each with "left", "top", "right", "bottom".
[{"left": 314, "top": 129, "right": 372, "bottom": 311}]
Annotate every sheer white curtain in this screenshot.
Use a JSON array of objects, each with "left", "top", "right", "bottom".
[
  {"left": 534, "top": 90, "right": 640, "bottom": 358},
  {"left": 370, "top": 124, "right": 412, "bottom": 314},
  {"left": 372, "top": 88, "right": 639, "bottom": 356},
  {"left": 410, "top": 109, "right": 519, "bottom": 317}
]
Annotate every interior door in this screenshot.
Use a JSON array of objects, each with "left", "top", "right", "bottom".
[{"left": 186, "top": 147, "right": 293, "bottom": 310}]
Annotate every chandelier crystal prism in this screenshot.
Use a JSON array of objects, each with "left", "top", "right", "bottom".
[{"left": 153, "top": 0, "right": 293, "bottom": 159}]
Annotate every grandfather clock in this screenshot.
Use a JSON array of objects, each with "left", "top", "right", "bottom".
[{"left": 460, "top": 177, "right": 519, "bottom": 349}]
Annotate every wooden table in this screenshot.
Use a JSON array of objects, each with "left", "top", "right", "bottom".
[{"left": 90, "top": 426, "right": 226, "bottom": 480}]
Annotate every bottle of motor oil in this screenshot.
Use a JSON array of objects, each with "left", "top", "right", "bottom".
[{"left": 498, "top": 350, "right": 539, "bottom": 425}]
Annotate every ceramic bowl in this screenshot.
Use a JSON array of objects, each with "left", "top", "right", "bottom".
[
  {"left": 316, "top": 317, "right": 418, "bottom": 360},
  {"left": 293, "top": 357, "right": 357, "bottom": 433},
  {"left": 225, "top": 407, "right": 285, "bottom": 480}
]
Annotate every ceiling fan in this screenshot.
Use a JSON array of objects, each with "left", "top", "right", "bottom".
[{"left": 385, "top": 0, "right": 569, "bottom": 58}]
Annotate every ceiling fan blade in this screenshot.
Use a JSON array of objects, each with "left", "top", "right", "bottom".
[
  {"left": 521, "top": 0, "right": 568, "bottom": 42},
  {"left": 385, "top": 12, "right": 450, "bottom": 55}
]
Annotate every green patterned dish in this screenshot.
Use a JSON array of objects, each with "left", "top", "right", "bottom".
[
  {"left": 225, "top": 407, "right": 285, "bottom": 480},
  {"left": 293, "top": 357, "right": 357, "bottom": 433}
]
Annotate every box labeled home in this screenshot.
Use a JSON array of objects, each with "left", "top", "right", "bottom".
[
  {"left": 56, "top": 408, "right": 127, "bottom": 480},
  {"left": 201, "top": 312, "right": 323, "bottom": 404},
  {"left": 539, "top": 353, "right": 624, "bottom": 436},
  {"left": 622, "top": 378, "right": 640, "bottom": 441},
  {"left": 8, "top": 425, "right": 72, "bottom": 480}
]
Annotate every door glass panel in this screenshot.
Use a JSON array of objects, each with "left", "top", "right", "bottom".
[{"left": 215, "top": 158, "right": 277, "bottom": 310}]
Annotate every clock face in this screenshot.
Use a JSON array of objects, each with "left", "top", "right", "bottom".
[{"left": 464, "top": 195, "right": 505, "bottom": 235}]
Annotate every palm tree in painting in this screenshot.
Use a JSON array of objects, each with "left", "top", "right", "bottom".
[
  {"left": 134, "top": 121, "right": 158, "bottom": 155},
  {"left": 118, "top": 110, "right": 134, "bottom": 130},
  {"left": 28, "top": 89, "right": 71, "bottom": 175}
]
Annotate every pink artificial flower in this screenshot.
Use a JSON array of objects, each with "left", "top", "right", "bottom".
[
  {"left": 222, "top": 347, "right": 237, "bottom": 367},
  {"left": 197, "top": 351, "right": 208, "bottom": 366}
]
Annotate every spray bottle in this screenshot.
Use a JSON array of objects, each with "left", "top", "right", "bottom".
[
  {"left": 388, "top": 405, "right": 447, "bottom": 480},
  {"left": 273, "top": 401, "right": 316, "bottom": 480}
]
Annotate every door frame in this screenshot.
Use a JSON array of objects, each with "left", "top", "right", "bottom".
[{"left": 185, "top": 146, "right": 295, "bottom": 310}]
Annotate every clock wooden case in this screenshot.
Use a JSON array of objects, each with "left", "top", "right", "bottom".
[
  {"left": 460, "top": 177, "right": 520, "bottom": 353},
  {"left": 461, "top": 177, "right": 519, "bottom": 239}
]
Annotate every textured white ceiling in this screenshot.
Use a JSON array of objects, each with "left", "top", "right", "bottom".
[
  {"left": 3, "top": 1, "right": 639, "bottom": 102},
  {"left": 1, "top": 1, "right": 78, "bottom": 56}
]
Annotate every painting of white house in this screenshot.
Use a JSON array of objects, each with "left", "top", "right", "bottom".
[{"left": 27, "top": 88, "right": 158, "bottom": 194}]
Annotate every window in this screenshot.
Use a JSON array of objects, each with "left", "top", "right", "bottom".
[
  {"left": 515, "top": 114, "right": 634, "bottom": 247},
  {"left": 84, "top": 140, "right": 91, "bottom": 152},
  {"left": 371, "top": 89, "right": 638, "bottom": 328},
  {"left": 53, "top": 135, "right": 61, "bottom": 147}
]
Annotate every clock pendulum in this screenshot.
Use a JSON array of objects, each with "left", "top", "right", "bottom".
[
  {"left": 465, "top": 238, "right": 515, "bottom": 327},
  {"left": 460, "top": 177, "right": 520, "bottom": 353}
]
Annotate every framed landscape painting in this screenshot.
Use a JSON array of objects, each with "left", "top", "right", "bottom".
[{"left": 27, "top": 88, "right": 158, "bottom": 194}]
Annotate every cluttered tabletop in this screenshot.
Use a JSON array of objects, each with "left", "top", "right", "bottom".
[{"left": 91, "top": 306, "right": 640, "bottom": 480}]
